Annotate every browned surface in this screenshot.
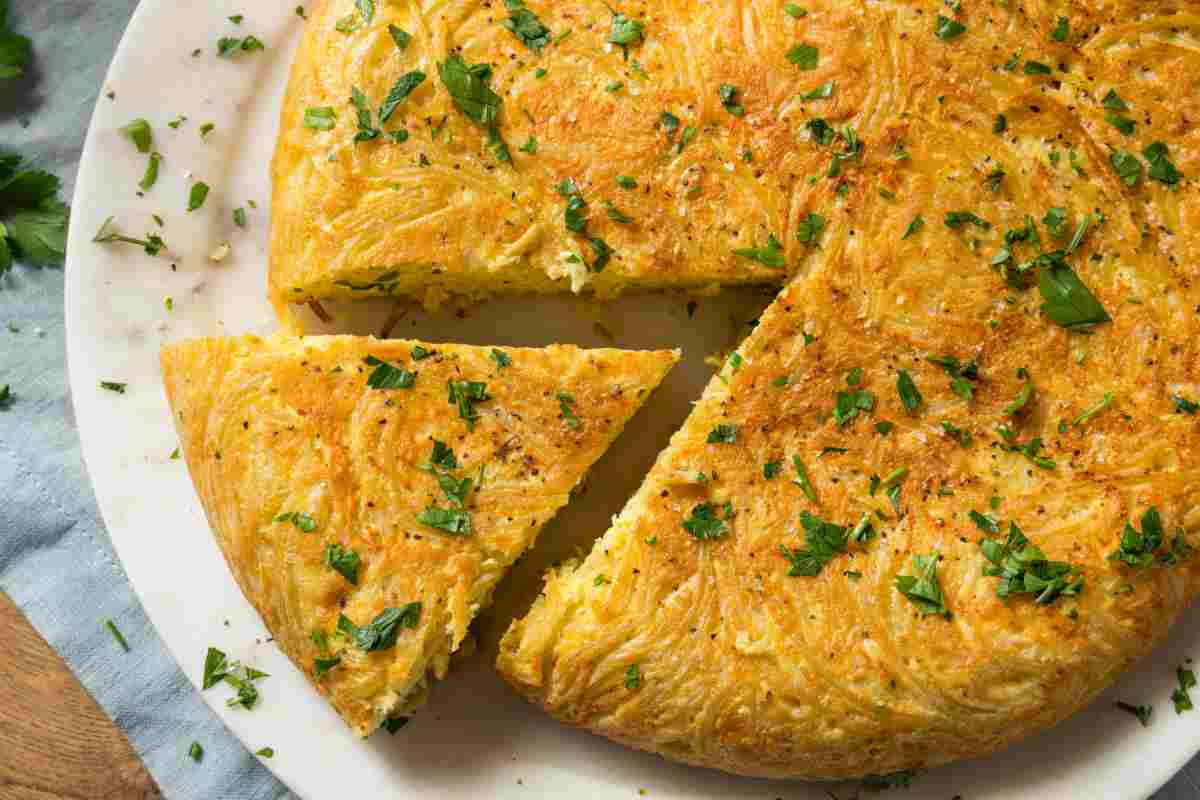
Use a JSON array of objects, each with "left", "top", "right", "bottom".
[{"left": 0, "top": 592, "right": 161, "bottom": 800}]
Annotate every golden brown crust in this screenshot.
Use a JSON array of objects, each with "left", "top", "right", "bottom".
[
  {"left": 269, "top": 0, "right": 858, "bottom": 320},
  {"left": 497, "top": 0, "right": 1200, "bottom": 780},
  {"left": 161, "top": 333, "right": 676, "bottom": 736}
]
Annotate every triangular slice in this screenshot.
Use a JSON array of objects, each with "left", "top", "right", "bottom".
[
  {"left": 161, "top": 333, "right": 677, "bottom": 736},
  {"left": 497, "top": 35, "right": 1200, "bottom": 778}
]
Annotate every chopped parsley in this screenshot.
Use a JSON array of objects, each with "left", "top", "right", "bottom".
[
  {"left": 1038, "top": 259, "right": 1110, "bottom": 329},
  {"left": 733, "top": 233, "right": 785, "bottom": 268},
  {"left": 607, "top": 11, "right": 645, "bottom": 53},
  {"left": 1144, "top": 141, "right": 1183, "bottom": 186},
  {"left": 796, "top": 213, "right": 825, "bottom": 244},
  {"left": 901, "top": 215, "right": 924, "bottom": 240},
  {"left": 1073, "top": 391, "right": 1114, "bottom": 426},
  {"left": 273, "top": 511, "right": 317, "bottom": 532},
  {"left": 490, "top": 348, "right": 512, "bottom": 368},
  {"left": 833, "top": 370, "right": 876, "bottom": 427},
  {"left": 944, "top": 210, "right": 991, "bottom": 230},
  {"left": 1116, "top": 701, "right": 1152, "bottom": 727},
  {"left": 980, "top": 522, "right": 1083, "bottom": 604},
  {"left": 707, "top": 423, "right": 737, "bottom": 444},
  {"left": 216, "top": 35, "right": 265, "bottom": 57},
  {"left": 896, "top": 369, "right": 922, "bottom": 414},
  {"left": 763, "top": 460, "right": 783, "bottom": 480},
  {"left": 323, "top": 543, "right": 361, "bottom": 584},
  {"left": 448, "top": 379, "right": 490, "bottom": 429},
  {"left": 1174, "top": 666, "right": 1197, "bottom": 714},
  {"left": 255, "top": 747, "right": 274, "bottom": 758},
  {"left": 786, "top": 43, "right": 819, "bottom": 70},
  {"left": 303, "top": 106, "right": 336, "bottom": 130},
  {"left": 1105, "top": 113, "right": 1135, "bottom": 136},
  {"left": 120, "top": 119, "right": 153, "bottom": 153},
  {"left": 682, "top": 502, "right": 733, "bottom": 540},
  {"left": 1024, "top": 60, "right": 1052, "bottom": 75},
  {"left": 718, "top": 84, "right": 744, "bottom": 116},
  {"left": 338, "top": 603, "right": 421, "bottom": 652},
  {"left": 388, "top": 25, "right": 411, "bottom": 50},
  {"left": 1003, "top": 367, "right": 1034, "bottom": 416},
  {"left": 420, "top": 506, "right": 470, "bottom": 537},
  {"left": 187, "top": 182, "right": 209, "bottom": 212},
  {"left": 99, "top": 380, "right": 127, "bottom": 394},
  {"left": 780, "top": 511, "right": 872, "bottom": 577},
  {"left": 894, "top": 551, "right": 950, "bottom": 617},
  {"left": 800, "top": 81, "right": 833, "bottom": 100},
  {"left": 1109, "top": 506, "right": 1165, "bottom": 569},
  {"left": 1110, "top": 150, "right": 1142, "bottom": 187},
  {"left": 1051, "top": 16, "right": 1069, "bottom": 42},
  {"left": 201, "top": 647, "right": 269, "bottom": 710},
  {"left": 784, "top": 4, "right": 807, "bottom": 19},
  {"left": 557, "top": 391, "right": 581, "bottom": 429},
  {"left": 364, "top": 355, "right": 416, "bottom": 389},
  {"left": 437, "top": 54, "right": 508, "bottom": 161},
  {"left": 996, "top": 425, "right": 1056, "bottom": 469},
  {"left": 625, "top": 663, "right": 642, "bottom": 689},
  {"left": 1102, "top": 89, "right": 1128, "bottom": 111},
  {"left": 379, "top": 71, "right": 426, "bottom": 123},
  {"left": 791, "top": 455, "right": 817, "bottom": 501},
  {"left": 1174, "top": 395, "right": 1199, "bottom": 415},
  {"left": 934, "top": 15, "right": 966, "bottom": 41},
  {"left": 500, "top": 0, "right": 551, "bottom": 51},
  {"left": 927, "top": 354, "right": 978, "bottom": 401},
  {"left": 105, "top": 619, "right": 130, "bottom": 652},
  {"left": 616, "top": 175, "right": 637, "bottom": 189}
]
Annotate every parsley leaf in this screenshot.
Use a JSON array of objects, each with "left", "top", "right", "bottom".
[
  {"left": 796, "top": 212, "right": 825, "bottom": 244},
  {"left": 944, "top": 210, "right": 991, "bottom": 230},
  {"left": 1038, "top": 261, "right": 1110, "bottom": 329},
  {"left": 1051, "top": 16, "right": 1069, "bottom": 41},
  {"left": 501, "top": 0, "right": 551, "bottom": 51},
  {"left": 1174, "top": 666, "right": 1197, "bottom": 714},
  {"left": 800, "top": 81, "right": 833, "bottom": 101},
  {"left": 682, "top": 502, "right": 732, "bottom": 540},
  {"left": 625, "top": 663, "right": 642, "bottom": 689},
  {"left": 379, "top": 71, "right": 425, "bottom": 123},
  {"left": 896, "top": 369, "right": 922, "bottom": 414},
  {"left": 934, "top": 15, "right": 966, "bottom": 41},
  {"left": 786, "top": 43, "right": 819, "bottom": 70},
  {"left": 718, "top": 83, "right": 745, "bottom": 116},
  {"left": 92, "top": 217, "right": 166, "bottom": 257},
  {"left": 364, "top": 355, "right": 416, "bottom": 389},
  {"left": 490, "top": 348, "right": 512, "bottom": 368},
  {"left": 707, "top": 423, "right": 737, "bottom": 444},
  {"left": 791, "top": 455, "right": 817, "bottom": 502},
  {"left": 273, "top": 511, "right": 317, "bottom": 532},
  {"left": 895, "top": 551, "right": 951, "bottom": 617},
  {"left": 1110, "top": 150, "right": 1142, "bottom": 187},
  {"left": 323, "top": 543, "right": 361, "bottom": 584},
  {"left": 1102, "top": 89, "right": 1128, "bottom": 111},
  {"left": 901, "top": 215, "right": 924, "bottom": 240},
  {"left": 733, "top": 233, "right": 785, "bottom": 268},
  {"left": 1116, "top": 701, "right": 1152, "bottom": 727},
  {"left": 120, "top": 119, "right": 153, "bottom": 153},
  {"left": 1144, "top": 141, "right": 1183, "bottom": 186},
  {"left": 303, "top": 107, "right": 336, "bottom": 130},
  {"left": 1174, "top": 395, "right": 1199, "bottom": 415},
  {"left": 1109, "top": 507, "right": 1165, "bottom": 569},
  {"left": 338, "top": 604, "right": 421, "bottom": 652},
  {"left": 1105, "top": 113, "right": 1135, "bottom": 136},
  {"left": 980, "top": 522, "right": 1083, "bottom": 604},
  {"left": 447, "top": 379, "right": 490, "bottom": 429},
  {"left": 557, "top": 391, "right": 581, "bottom": 429}
]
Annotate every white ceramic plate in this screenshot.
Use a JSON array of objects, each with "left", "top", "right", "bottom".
[{"left": 65, "top": 2, "right": 1200, "bottom": 798}]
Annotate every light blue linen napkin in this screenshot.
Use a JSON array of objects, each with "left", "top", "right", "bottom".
[{"left": 0, "top": 1, "right": 289, "bottom": 797}]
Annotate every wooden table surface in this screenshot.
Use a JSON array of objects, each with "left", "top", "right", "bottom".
[{"left": 0, "top": 591, "right": 161, "bottom": 800}]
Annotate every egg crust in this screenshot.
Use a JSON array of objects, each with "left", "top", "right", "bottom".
[
  {"left": 269, "top": 0, "right": 855, "bottom": 325},
  {"left": 497, "top": 1, "right": 1200, "bottom": 780},
  {"left": 160, "top": 333, "right": 676, "bottom": 736}
]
